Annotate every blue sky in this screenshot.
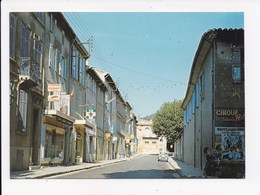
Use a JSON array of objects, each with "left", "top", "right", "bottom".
[{"left": 63, "top": 12, "right": 244, "bottom": 117}]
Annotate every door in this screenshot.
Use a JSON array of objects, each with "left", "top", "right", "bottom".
[
  {"left": 32, "top": 108, "right": 40, "bottom": 165},
  {"left": 16, "top": 150, "right": 24, "bottom": 170}
]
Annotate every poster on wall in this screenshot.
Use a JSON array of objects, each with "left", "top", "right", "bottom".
[{"left": 221, "top": 130, "right": 245, "bottom": 161}]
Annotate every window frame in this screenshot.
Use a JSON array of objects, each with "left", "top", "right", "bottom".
[
  {"left": 33, "top": 35, "right": 42, "bottom": 69},
  {"left": 18, "top": 90, "right": 28, "bottom": 132},
  {"left": 10, "top": 14, "right": 16, "bottom": 59},
  {"left": 34, "top": 12, "right": 45, "bottom": 24},
  {"left": 20, "top": 24, "right": 31, "bottom": 60}
]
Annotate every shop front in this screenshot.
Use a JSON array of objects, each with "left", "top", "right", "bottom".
[
  {"left": 42, "top": 111, "right": 74, "bottom": 166},
  {"left": 104, "top": 132, "right": 112, "bottom": 160},
  {"left": 74, "top": 119, "right": 96, "bottom": 163}
]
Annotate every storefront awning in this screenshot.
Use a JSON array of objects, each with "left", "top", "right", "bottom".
[{"left": 45, "top": 109, "right": 74, "bottom": 126}]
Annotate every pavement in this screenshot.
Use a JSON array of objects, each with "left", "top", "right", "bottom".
[
  {"left": 167, "top": 157, "right": 205, "bottom": 178},
  {"left": 10, "top": 154, "right": 205, "bottom": 179}
]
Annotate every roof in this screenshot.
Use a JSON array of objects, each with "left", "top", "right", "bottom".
[
  {"left": 86, "top": 67, "right": 107, "bottom": 91},
  {"left": 181, "top": 28, "right": 244, "bottom": 109},
  {"left": 53, "top": 12, "right": 90, "bottom": 59}
]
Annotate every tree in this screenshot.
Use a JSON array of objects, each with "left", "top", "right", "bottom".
[{"left": 152, "top": 99, "right": 184, "bottom": 144}]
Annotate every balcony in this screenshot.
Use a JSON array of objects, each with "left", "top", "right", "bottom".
[{"left": 19, "top": 58, "right": 41, "bottom": 88}]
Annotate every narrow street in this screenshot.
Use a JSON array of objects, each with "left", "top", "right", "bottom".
[{"left": 46, "top": 154, "right": 177, "bottom": 179}]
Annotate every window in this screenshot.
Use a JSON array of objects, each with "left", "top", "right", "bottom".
[
  {"left": 18, "top": 90, "right": 28, "bottom": 132},
  {"left": 50, "top": 14, "right": 56, "bottom": 33},
  {"left": 62, "top": 30, "right": 65, "bottom": 45},
  {"left": 232, "top": 48, "right": 242, "bottom": 83},
  {"left": 34, "top": 36, "right": 42, "bottom": 66},
  {"left": 49, "top": 44, "right": 55, "bottom": 69},
  {"left": 191, "top": 92, "right": 195, "bottom": 114},
  {"left": 195, "top": 82, "right": 199, "bottom": 108},
  {"left": 200, "top": 72, "right": 205, "bottom": 100},
  {"left": 61, "top": 56, "right": 66, "bottom": 79},
  {"left": 79, "top": 57, "right": 85, "bottom": 85},
  {"left": 35, "top": 12, "right": 45, "bottom": 24},
  {"left": 188, "top": 102, "right": 191, "bottom": 121},
  {"left": 20, "top": 25, "right": 31, "bottom": 61},
  {"left": 55, "top": 49, "right": 60, "bottom": 72},
  {"left": 184, "top": 108, "right": 188, "bottom": 124},
  {"left": 71, "top": 47, "right": 79, "bottom": 80},
  {"left": 10, "top": 14, "right": 16, "bottom": 59},
  {"left": 33, "top": 35, "right": 42, "bottom": 79},
  {"left": 232, "top": 65, "right": 241, "bottom": 83}
]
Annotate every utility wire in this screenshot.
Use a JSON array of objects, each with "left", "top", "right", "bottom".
[
  {"left": 92, "top": 55, "right": 186, "bottom": 85},
  {"left": 63, "top": 13, "right": 186, "bottom": 85}
]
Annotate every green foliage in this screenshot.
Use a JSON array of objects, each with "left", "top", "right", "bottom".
[{"left": 152, "top": 99, "right": 184, "bottom": 144}]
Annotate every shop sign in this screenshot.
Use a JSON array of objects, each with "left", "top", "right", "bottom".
[
  {"left": 53, "top": 115, "right": 73, "bottom": 126},
  {"left": 215, "top": 108, "right": 245, "bottom": 127},
  {"left": 48, "top": 95, "right": 60, "bottom": 102},
  {"left": 48, "top": 84, "right": 62, "bottom": 92},
  {"left": 43, "top": 116, "right": 64, "bottom": 128}
]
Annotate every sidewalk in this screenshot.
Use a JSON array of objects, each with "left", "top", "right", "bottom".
[
  {"left": 168, "top": 157, "right": 205, "bottom": 178},
  {"left": 11, "top": 154, "right": 140, "bottom": 179}
]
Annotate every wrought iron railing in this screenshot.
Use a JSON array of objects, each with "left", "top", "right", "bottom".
[{"left": 20, "top": 57, "right": 41, "bottom": 82}]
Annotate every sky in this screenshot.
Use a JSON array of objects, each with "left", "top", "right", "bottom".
[{"left": 63, "top": 12, "right": 243, "bottom": 117}]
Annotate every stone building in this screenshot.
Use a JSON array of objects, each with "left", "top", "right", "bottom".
[
  {"left": 136, "top": 119, "right": 166, "bottom": 154},
  {"left": 181, "top": 29, "right": 244, "bottom": 176},
  {"left": 10, "top": 12, "right": 46, "bottom": 171},
  {"left": 9, "top": 12, "right": 136, "bottom": 171}
]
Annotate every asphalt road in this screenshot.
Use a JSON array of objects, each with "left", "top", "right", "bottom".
[{"left": 47, "top": 154, "right": 178, "bottom": 179}]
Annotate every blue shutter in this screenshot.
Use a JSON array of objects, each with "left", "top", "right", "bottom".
[
  {"left": 192, "top": 92, "right": 195, "bottom": 114},
  {"left": 195, "top": 82, "right": 199, "bottom": 108}
]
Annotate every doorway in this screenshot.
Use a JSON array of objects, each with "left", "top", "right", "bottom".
[{"left": 32, "top": 108, "right": 40, "bottom": 165}]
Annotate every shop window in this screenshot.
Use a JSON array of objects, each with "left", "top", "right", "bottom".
[{"left": 76, "top": 132, "right": 82, "bottom": 158}]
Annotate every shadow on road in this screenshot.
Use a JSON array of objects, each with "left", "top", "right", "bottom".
[{"left": 102, "top": 169, "right": 174, "bottom": 179}]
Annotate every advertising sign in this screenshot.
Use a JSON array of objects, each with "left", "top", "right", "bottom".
[
  {"left": 215, "top": 127, "right": 245, "bottom": 161},
  {"left": 48, "top": 84, "right": 62, "bottom": 92},
  {"left": 48, "top": 95, "right": 60, "bottom": 102},
  {"left": 215, "top": 108, "right": 245, "bottom": 127}
]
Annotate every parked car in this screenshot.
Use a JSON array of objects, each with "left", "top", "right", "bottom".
[
  {"left": 158, "top": 152, "right": 168, "bottom": 162},
  {"left": 167, "top": 152, "right": 174, "bottom": 158}
]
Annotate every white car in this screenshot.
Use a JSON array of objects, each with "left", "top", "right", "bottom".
[{"left": 158, "top": 153, "right": 168, "bottom": 162}]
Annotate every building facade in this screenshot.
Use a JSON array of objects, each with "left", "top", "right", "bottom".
[
  {"left": 9, "top": 12, "right": 137, "bottom": 171},
  {"left": 181, "top": 29, "right": 245, "bottom": 176},
  {"left": 10, "top": 12, "right": 46, "bottom": 171},
  {"left": 136, "top": 119, "right": 166, "bottom": 154}
]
